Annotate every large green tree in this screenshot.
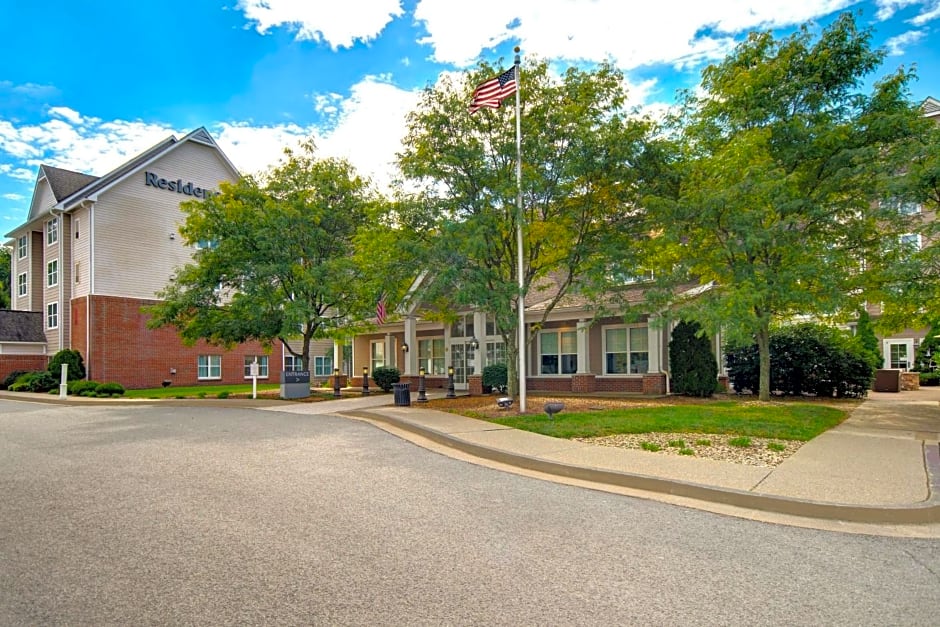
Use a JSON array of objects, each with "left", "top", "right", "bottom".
[
  {"left": 147, "top": 142, "right": 378, "bottom": 369},
  {"left": 396, "top": 58, "right": 651, "bottom": 398},
  {"left": 642, "top": 13, "right": 929, "bottom": 401}
]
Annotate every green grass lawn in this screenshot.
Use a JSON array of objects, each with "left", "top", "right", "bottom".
[
  {"left": 123, "top": 383, "right": 283, "bottom": 399},
  {"left": 485, "top": 401, "right": 849, "bottom": 441}
]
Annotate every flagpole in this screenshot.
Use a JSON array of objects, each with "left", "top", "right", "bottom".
[{"left": 513, "top": 47, "right": 526, "bottom": 413}]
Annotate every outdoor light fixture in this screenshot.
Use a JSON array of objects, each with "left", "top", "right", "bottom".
[
  {"left": 469, "top": 337, "right": 479, "bottom": 350},
  {"left": 446, "top": 366, "right": 456, "bottom": 398},
  {"left": 362, "top": 366, "right": 370, "bottom": 395},
  {"left": 402, "top": 342, "right": 409, "bottom": 353},
  {"left": 417, "top": 367, "right": 428, "bottom": 402},
  {"left": 333, "top": 368, "right": 341, "bottom": 398}
]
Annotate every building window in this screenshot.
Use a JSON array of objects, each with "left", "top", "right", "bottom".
[
  {"left": 539, "top": 330, "right": 577, "bottom": 375},
  {"left": 450, "top": 314, "right": 475, "bottom": 339},
  {"left": 46, "top": 302, "right": 58, "bottom": 329},
  {"left": 17, "top": 273, "right": 26, "bottom": 297},
  {"left": 485, "top": 341, "right": 506, "bottom": 367},
  {"left": 313, "top": 355, "right": 333, "bottom": 377},
  {"left": 17, "top": 235, "right": 27, "bottom": 259},
  {"left": 243, "top": 355, "right": 269, "bottom": 378},
  {"left": 284, "top": 354, "right": 304, "bottom": 372},
  {"left": 370, "top": 340, "right": 386, "bottom": 372},
  {"left": 198, "top": 355, "right": 221, "bottom": 379},
  {"left": 418, "top": 338, "right": 446, "bottom": 375},
  {"left": 47, "top": 259, "right": 58, "bottom": 287},
  {"left": 46, "top": 218, "right": 58, "bottom": 245},
  {"left": 900, "top": 233, "right": 922, "bottom": 252},
  {"left": 604, "top": 326, "right": 649, "bottom": 374},
  {"left": 887, "top": 342, "right": 911, "bottom": 370}
]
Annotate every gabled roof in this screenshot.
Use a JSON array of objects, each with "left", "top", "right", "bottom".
[
  {"left": 924, "top": 96, "right": 940, "bottom": 119},
  {"left": 0, "top": 310, "right": 45, "bottom": 343},
  {"left": 40, "top": 165, "right": 98, "bottom": 202}
]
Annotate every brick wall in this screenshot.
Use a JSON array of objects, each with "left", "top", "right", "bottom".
[{"left": 80, "top": 295, "right": 283, "bottom": 389}]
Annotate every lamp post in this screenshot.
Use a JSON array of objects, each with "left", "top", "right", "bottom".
[
  {"left": 417, "top": 367, "right": 428, "bottom": 403},
  {"left": 446, "top": 365, "right": 455, "bottom": 398},
  {"left": 333, "top": 367, "right": 341, "bottom": 398},
  {"left": 362, "top": 366, "right": 370, "bottom": 396}
]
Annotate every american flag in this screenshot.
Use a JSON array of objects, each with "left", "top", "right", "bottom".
[
  {"left": 469, "top": 67, "right": 517, "bottom": 114},
  {"left": 376, "top": 294, "right": 387, "bottom": 325}
]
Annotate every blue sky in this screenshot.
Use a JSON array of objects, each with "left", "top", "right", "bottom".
[{"left": 1, "top": 0, "right": 939, "bottom": 231}]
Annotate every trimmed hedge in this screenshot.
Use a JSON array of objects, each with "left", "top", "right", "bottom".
[
  {"left": 48, "top": 349, "right": 86, "bottom": 381},
  {"left": 95, "top": 382, "right": 126, "bottom": 397},
  {"left": 669, "top": 320, "right": 718, "bottom": 398},
  {"left": 9, "top": 371, "right": 58, "bottom": 393},
  {"left": 371, "top": 366, "right": 400, "bottom": 392},
  {"left": 482, "top": 363, "right": 508, "bottom": 393}
]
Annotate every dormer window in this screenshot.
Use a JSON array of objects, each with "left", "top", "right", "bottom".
[{"left": 46, "top": 217, "right": 58, "bottom": 245}]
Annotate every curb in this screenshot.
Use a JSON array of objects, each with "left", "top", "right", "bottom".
[{"left": 345, "top": 409, "right": 940, "bottom": 525}]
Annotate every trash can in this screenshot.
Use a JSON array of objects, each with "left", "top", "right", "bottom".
[
  {"left": 393, "top": 382, "right": 411, "bottom": 406},
  {"left": 873, "top": 369, "right": 901, "bottom": 392}
]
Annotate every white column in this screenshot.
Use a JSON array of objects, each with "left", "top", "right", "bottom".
[
  {"left": 576, "top": 319, "right": 590, "bottom": 373},
  {"left": 403, "top": 316, "right": 417, "bottom": 375},
  {"left": 647, "top": 316, "right": 661, "bottom": 373},
  {"left": 333, "top": 339, "right": 343, "bottom": 375}
]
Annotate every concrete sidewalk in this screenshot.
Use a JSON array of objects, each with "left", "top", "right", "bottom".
[{"left": 316, "top": 389, "right": 940, "bottom": 526}]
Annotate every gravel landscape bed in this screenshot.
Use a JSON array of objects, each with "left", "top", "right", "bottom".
[{"left": 572, "top": 432, "right": 804, "bottom": 467}]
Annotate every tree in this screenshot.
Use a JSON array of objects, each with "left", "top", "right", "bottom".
[
  {"left": 396, "top": 58, "right": 652, "bottom": 398},
  {"left": 147, "top": 141, "right": 378, "bottom": 369},
  {"left": 642, "top": 13, "right": 927, "bottom": 401},
  {"left": 854, "top": 308, "right": 882, "bottom": 370},
  {"left": 913, "top": 320, "right": 940, "bottom": 371},
  {"left": 0, "top": 246, "right": 10, "bottom": 309},
  {"left": 669, "top": 320, "right": 717, "bottom": 397}
]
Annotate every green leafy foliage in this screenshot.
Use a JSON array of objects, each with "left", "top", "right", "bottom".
[
  {"left": 482, "top": 363, "right": 508, "bottom": 392},
  {"left": 397, "top": 59, "right": 653, "bottom": 396},
  {"left": 0, "top": 247, "right": 10, "bottom": 309},
  {"left": 95, "top": 382, "right": 125, "bottom": 397},
  {"left": 725, "top": 323, "right": 874, "bottom": 398},
  {"left": 48, "top": 349, "right": 86, "bottom": 381},
  {"left": 371, "top": 366, "right": 400, "bottom": 392},
  {"left": 913, "top": 321, "right": 940, "bottom": 372},
  {"left": 67, "top": 380, "right": 100, "bottom": 396},
  {"left": 641, "top": 13, "right": 930, "bottom": 401},
  {"left": 9, "top": 371, "right": 57, "bottom": 393},
  {"left": 854, "top": 309, "right": 883, "bottom": 370},
  {"left": 1, "top": 370, "right": 30, "bottom": 390},
  {"left": 669, "top": 320, "right": 718, "bottom": 397}
]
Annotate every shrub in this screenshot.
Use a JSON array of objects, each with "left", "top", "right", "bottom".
[
  {"left": 217, "top": 391, "right": 230, "bottom": 399},
  {"left": 371, "top": 366, "right": 400, "bottom": 392},
  {"left": 482, "top": 363, "right": 508, "bottom": 393},
  {"left": 94, "top": 382, "right": 125, "bottom": 397},
  {"left": 854, "top": 309, "right": 882, "bottom": 370},
  {"left": 68, "top": 380, "right": 100, "bottom": 396},
  {"left": 725, "top": 323, "right": 874, "bottom": 398},
  {"left": 669, "top": 320, "right": 718, "bottom": 397},
  {"left": 9, "top": 371, "right": 58, "bottom": 393},
  {"left": 913, "top": 321, "right": 940, "bottom": 371},
  {"left": 48, "top": 349, "right": 86, "bottom": 381},
  {"left": 1, "top": 369, "right": 30, "bottom": 390},
  {"left": 920, "top": 372, "right": 940, "bottom": 386}
]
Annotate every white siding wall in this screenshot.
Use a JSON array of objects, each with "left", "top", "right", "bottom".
[
  {"left": 92, "top": 142, "right": 237, "bottom": 299},
  {"left": 71, "top": 204, "right": 91, "bottom": 298}
]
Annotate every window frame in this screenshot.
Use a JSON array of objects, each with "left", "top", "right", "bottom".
[
  {"left": 197, "top": 354, "right": 222, "bottom": 380},
  {"left": 284, "top": 354, "right": 304, "bottom": 372},
  {"left": 418, "top": 337, "right": 446, "bottom": 375},
  {"left": 313, "top": 355, "right": 333, "bottom": 377},
  {"left": 602, "top": 324, "right": 650, "bottom": 375},
  {"left": 370, "top": 340, "right": 386, "bottom": 372},
  {"left": 46, "top": 302, "right": 58, "bottom": 329},
  {"left": 243, "top": 355, "right": 269, "bottom": 379},
  {"left": 46, "top": 259, "right": 58, "bottom": 287},
  {"left": 17, "top": 235, "right": 27, "bottom": 259},
  {"left": 16, "top": 272, "right": 26, "bottom": 297},
  {"left": 46, "top": 217, "right": 58, "bottom": 246},
  {"left": 538, "top": 329, "right": 578, "bottom": 375}
]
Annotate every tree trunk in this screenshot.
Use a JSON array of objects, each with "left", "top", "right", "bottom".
[{"left": 756, "top": 323, "right": 771, "bottom": 402}]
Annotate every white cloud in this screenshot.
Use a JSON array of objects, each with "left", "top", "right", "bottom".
[
  {"left": 413, "top": 0, "right": 858, "bottom": 69},
  {"left": 236, "top": 0, "right": 405, "bottom": 48},
  {"left": 213, "top": 122, "right": 314, "bottom": 176},
  {"left": 2, "top": 192, "right": 24, "bottom": 201},
  {"left": 48, "top": 106, "right": 84, "bottom": 125},
  {"left": 911, "top": 0, "right": 940, "bottom": 24},
  {"left": 874, "top": 0, "right": 921, "bottom": 20},
  {"left": 884, "top": 29, "right": 925, "bottom": 55}
]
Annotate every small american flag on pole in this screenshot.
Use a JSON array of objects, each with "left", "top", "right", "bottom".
[
  {"left": 376, "top": 294, "right": 387, "bottom": 325},
  {"left": 469, "top": 66, "right": 517, "bottom": 114}
]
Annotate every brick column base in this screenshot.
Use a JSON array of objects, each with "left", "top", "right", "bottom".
[
  {"left": 468, "top": 374, "right": 483, "bottom": 396},
  {"left": 571, "top": 373, "right": 597, "bottom": 393}
]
